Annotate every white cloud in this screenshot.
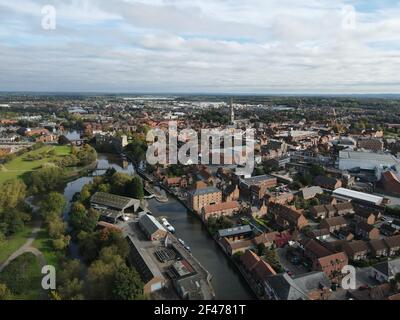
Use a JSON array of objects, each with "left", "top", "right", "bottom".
[{"left": 0, "top": 0, "right": 400, "bottom": 93}]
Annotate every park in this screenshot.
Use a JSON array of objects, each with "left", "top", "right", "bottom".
[{"left": 0, "top": 144, "right": 72, "bottom": 185}]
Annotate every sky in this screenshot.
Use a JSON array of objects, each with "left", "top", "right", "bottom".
[{"left": 1, "top": 0, "right": 400, "bottom": 94}]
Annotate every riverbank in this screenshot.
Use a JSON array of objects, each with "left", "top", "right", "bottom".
[{"left": 158, "top": 183, "right": 260, "bottom": 299}]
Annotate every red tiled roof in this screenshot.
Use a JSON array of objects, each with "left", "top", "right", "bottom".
[{"left": 203, "top": 201, "right": 239, "bottom": 214}]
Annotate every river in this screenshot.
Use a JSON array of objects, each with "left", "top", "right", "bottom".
[{"left": 62, "top": 151, "right": 253, "bottom": 300}]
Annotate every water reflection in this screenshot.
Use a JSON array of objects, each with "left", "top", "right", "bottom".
[{"left": 62, "top": 153, "right": 253, "bottom": 300}]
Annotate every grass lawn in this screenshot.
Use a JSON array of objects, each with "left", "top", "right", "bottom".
[
  {"left": 0, "top": 145, "right": 71, "bottom": 184},
  {"left": 0, "top": 252, "right": 43, "bottom": 300},
  {"left": 0, "top": 224, "right": 34, "bottom": 264},
  {"left": 33, "top": 229, "right": 60, "bottom": 271}
]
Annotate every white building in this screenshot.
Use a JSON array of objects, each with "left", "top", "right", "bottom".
[
  {"left": 333, "top": 188, "right": 384, "bottom": 206},
  {"left": 339, "top": 150, "right": 400, "bottom": 171}
]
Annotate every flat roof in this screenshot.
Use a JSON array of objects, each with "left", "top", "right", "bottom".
[
  {"left": 240, "top": 174, "right": 276, "bottom": 186},
  {"left": 218, "top": 225, "right": 252, "bottom": 238},
  {"left": 340, "top": 150, "right": 400, "bottom": 163},
  {"left": 333, "top": 188, "right": 384, "bottom": 205}
]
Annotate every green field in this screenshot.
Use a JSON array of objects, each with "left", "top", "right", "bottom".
[
  {"left": 0, "top": 225, "right": 34, "bottom": 264},
  {"left": 0, "top": 252, "right": 43, "bottom": 300},
  {"left": 0, "top": 145, "right": 71, "bottom": 184},
  {"left": 33, "top": 229, "right": 60, "bottom": 271}
]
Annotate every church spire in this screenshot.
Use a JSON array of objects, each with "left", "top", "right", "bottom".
[{"left": 230, "top": 97, "right": 235, "bottom": 125}]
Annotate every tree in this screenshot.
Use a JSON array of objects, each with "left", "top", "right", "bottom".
[
  {"left": 0, "top": 283, "right": 12, "bottom": 300},
  {"left": 39, "top": 192, "right": 67, "bottom": 218},
  {"left": 52, "top": 235, "right": 71, "bottom": 251},
  {"left": 57, "top": 259, "right": 83, "bottom": 286},
  {"left": 310, "top": 165, "right": 325, "bottom": 177},
  {"left": 47, "top": 215, "right": 67, "bottom": 239},
  {"left": 257, "top": 243, "right": 266, "bottom": 256},
  {"left": 0, "top": 179, "right": 26, "bottom": 210},
  {"left": 77, "top": 231, "right": 99, "bottom": 263},
  {"left": 0, "top": 209, "right": 30, "bottom": 235},
  {"left": 86, "top": 246, "right": 125, "bottom": 299},
  {"left": 58, "top": 278, "right": 84, "bottom": 300},
  {"left": 0, "top": 231, "right": 5, "bottom": 245},
  {"left": 110, "top": 172, "right": 132, "bottom": 195},
  {"left": 79, "top": 185, "right": 92, "bottom": 203},
  {"left": 128, "top": 176, "right": 144, "bottom": 200},
  {"left": 70, "top": 203, "right": 99, "bottom": 233},
  {"left": 112, "top": 265, "right": 144, "bottom": 300},
  {"left": 29, "top": 165, "right": 66, "bottom": 194}
]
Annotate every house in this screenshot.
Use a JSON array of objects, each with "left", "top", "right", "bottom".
[
  {"left": 369, "top": 239, "right": 389, "bottom": 257},
  {"left": 218, "top": 225, "right": 253, "bottom": 241},
  {"left": 201, "top": 201, "right": 240, "bottom": 221},
  {"left": 354, "top": 211, "right": 376, "bottom": 225},
  {"left": 348, "top": 283, "right": 394, "bottom": 300},
  {"left": 380, "top": 223, "right": 399, "bottom": 237},
  {"left": 315, "top": 252, "right": 348, "bottom": 280},
  {"left": 264, "top": 273, "right": 309, "bottom": 300},
  {"left": 301, "top": 239, "right": 348, "bottom": 279},
  {"left": 270, "top": 204, "right": 309, "bottom": 230},
  {"left": 383, "top": 235, "right": 400, "bottom": 256},
  {"left": 336, "top": 228, "right": 354, "bottom": 241},
  {"left": 138, "top": 213, "right": 168, "bottom": 241},
  {"left": 220, "top": 231, "right": 286, "bottom": 256},
  {"left": 334, "top": 202, "right": 354, "bottom": 216},
  {"left": 265, "top": 191, "right": 294, "bottom": 205},
  {"left": 380, "top": 170, "right": 400, "bottom": 195},
  {"left": 300, "top": 186, "right": 323, "bottom": 200},
  {"left": 356, "top": 221, "right": 380, "bottom": 240},
  {"left": 222, "top": 184, "right": 240, "bottom": 202},
  {"left": 164, "top": 176, "right": 188, "bottom": 188},
  {"left": 291, "top": 271, "right": 332, "bottom": 300},
  {"left": 250, "top": 202, "right": 268, "bottom": 218},
  {"left": 342, "top": 240, "right": 369, "bottom": 260},
  {"left": 311, "top": 205, "right": 328, "bottom": 220},
  {"left": 264, "top": 271, "right": 331, "bottom": 300},
  {"left": 320, "top": 216, "right": 348, "bottom": 233},
  {"left": 370, "top": 258, "right": 400, "bottom": 283},
  {"left": 240, "top": 250, "right": 276, "bottom": 285},
  {"left": 239, "top": 175, "right": 277, "bottom": 202},
  {"left": 324, "top": 205, "right": 337, "bottom": 219},
  {"left": 311, "top": 203, "right": 353, "bottom": 220},
  {"left": 314, "top": 175, "right": 342, "bottom": 190},
  {"left": 309, "top": 229, "right": 330, "bottom": 241}
]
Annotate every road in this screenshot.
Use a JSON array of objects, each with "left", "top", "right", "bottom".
[{"left": 0, "top": 197, "right": 46, "bottom": 272}]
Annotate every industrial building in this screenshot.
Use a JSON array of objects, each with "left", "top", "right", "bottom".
[
  {"left": 333, "top": 188, "right": 385, "bottom": 206},
  {"left": 339, "top": 150, "right": 400, "bottom": 171},
  {"left": 138, "top": 213, "right": 168, "bottom": 241},
  {"left": 91, "top": 192, "right": 140, "bottom": 213}
]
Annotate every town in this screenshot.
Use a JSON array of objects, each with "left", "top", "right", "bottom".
[{"left": 1, "top": 94, "right": 400, "bottom": 301}]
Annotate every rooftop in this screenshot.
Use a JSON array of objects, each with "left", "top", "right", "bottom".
[
  {"left": 189, "top": 186, "right": 221, "bottom": 196},
  {"left": 91, "top": 192, "right": 140, "bottom": 211},
  {"left": 333, "top": 188, "right": 384, "bottom": 205},
  {"left": 218, "top": 225, "right": 252, "bottom": 238}
]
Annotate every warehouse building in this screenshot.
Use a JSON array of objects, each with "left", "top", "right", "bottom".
[{"left": 138, "top": 213, "right": 168, "bottom": 241}]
